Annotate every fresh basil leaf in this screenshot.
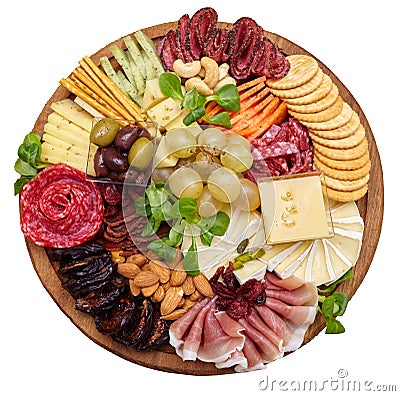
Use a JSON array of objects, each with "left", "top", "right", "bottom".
[
  {"left": 182, "top": 87, "right": 199, "bottom": 111},
  {"left": 134, "top": 196, "right": 151, "bottom": 217},
  {"left": 14, "top": 158, "right": 38, "bottom": 177},
  {"left": 325, "top": 317, "right": 345, "bottom": 334},
  {"left": 209, "top": 211, "right": 230, "bottom": 236},
  {"left": 141, "top": 215, "right": 161, "bottom": 237},
  {"left": 183, "top": 236, "right": 199, "bottom": 275},
  {"left": 158, "top": 72, "right": 184, "bottom": 101},
  {"left": 18, "top": 143, "right": 39, "bottom": 167},
  {"left": 203, "top": 112, "right": 232, "bottom": 128},
  {"left": 200, "top": 230, "right": 214, "bottom": 246},
  {"left": 206, "top": 84, "right": 240, "bottom": 112},
  {"left": 332, "top": 292, "right": 349, "bottom": 316},
  {"left": 14, "top": 176, "right": 34, "bottom": 195},
  {"left": 147, "top": 237, "right": 177, "bottom": 262},
  {"left": 178, "top": 197, "right": 198, "bottom": 219},
  {"left": 318, "top": 270, "right": 354, "bottom": 294},
  {"left": 192, "top": 105, "right": 206, "bottom": 120}
]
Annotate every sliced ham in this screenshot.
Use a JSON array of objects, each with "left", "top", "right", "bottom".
[
  {"left": 215, "top": 350, "right": 247, "bottom": 370},
  {"left": 265, "top": 282, "right": 318, "bottom": 306},
  {"left": 236, "top": 337, "right": 267, "bottom": 372}
]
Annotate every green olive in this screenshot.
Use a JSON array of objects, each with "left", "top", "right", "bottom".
[
  {"left": 128, "top": 137, "right": 154, "bottom": 170},
  {"left": 90, "top": 118, "right": 120, "bottom": 147}
]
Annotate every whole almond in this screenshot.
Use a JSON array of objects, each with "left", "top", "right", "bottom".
[
  {"left": 151, "top": 285, "right": 165, "bottom": 303},
  {"left": 149, "top": 261, "right": 171, "bottom": 283},
  {"left": 141, "top": 282, "right": 160, "bottom": 297},
  {"left": 189, "top": 289, "right": 203, "bottom": 301},
  {"left": 129, "top": 279, "right": 141, "bottom": 296},
  {"left": 193, "top": 273, "right": 214, "bottom": 298},
  {"left": 162, "top": 280, "right": 171, "bottom": 292},
  {"left": 160, "top": 308, "right": 188, "bottom": 320},
  {"left": 178, "top": 296, "right": 186, "bottom": 308},
  {"left": 160, "top": 287, "right": 184, "bottom": 316},
  {"left": 182, "top": 299, "right": 197, "bottom": 310},
  {"left": 126, "top": 253, "right": 147, "bottom": 267},
  {"left": 117, "top": 262, "right": 141, "bottom": 279},
  {"left": 170, "top": 269, "right": 187, "bottom": 286},
  {"left": 133, "top": 270, "right": 159, "bottom": 287},
  {"left": 182, "top": 276, "right": 196, "bottom": 295}
]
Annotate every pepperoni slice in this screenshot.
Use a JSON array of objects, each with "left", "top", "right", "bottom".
[{"left": 20, "top": 163, "right": 104, "bottom": 248}]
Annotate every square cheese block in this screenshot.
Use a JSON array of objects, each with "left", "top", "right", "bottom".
[{"left": 258, "top": 172, "right": 331, "bottom": 244}]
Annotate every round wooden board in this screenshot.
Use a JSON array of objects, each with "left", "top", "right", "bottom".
[{"left": 26, "top": 21, "right": 384, "bottom": 375}]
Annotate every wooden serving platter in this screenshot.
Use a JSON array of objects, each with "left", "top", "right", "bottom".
[{"left": 26, "top": 22, "right": 384, "bottom": 375}]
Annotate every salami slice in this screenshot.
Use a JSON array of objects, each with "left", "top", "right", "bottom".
[{"left": 20, "top": 163, "right": 104, "bottom": 248}]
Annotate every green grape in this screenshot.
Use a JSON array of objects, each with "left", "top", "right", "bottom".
[
  {"left": 232, "top": 178, "right": 261, "bottom": 212},
  {"left": 226, "top": 133, "right": 251, "bottom": 152},
  {"left": 220, "top": 143, "right": 253, "bottom": 172},
  {"left": 165, "top": 128, "right": 197, "bottom": 158},
  {"left": 198, "top": 127, "right": 227, "bottom": 155},
  {"left": 128, "top": 137, "right": 154, "bottom": 170},
  {"left": 207, "top": 167, "right": 241, "bottom": 203},
  {"left": 168, "top": 167, "right": 203, "bottom": 199},
  {"left": 196, "top": 186, "right": 223, "bottom": 217}
]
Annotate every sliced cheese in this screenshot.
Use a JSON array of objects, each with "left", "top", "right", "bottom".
[
  {"left": 50, "top": 99, "right": 93, "bottom": 132},
  {"left": 147, "top": 97, "right": 182, "bottom": 128},
  {"left": 74, "top": 96, "right": 104, "bottom": 118}
]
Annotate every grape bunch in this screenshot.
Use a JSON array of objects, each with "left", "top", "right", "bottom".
[{"left": 152, "top": 127, "right": 261, "bottom": 214}]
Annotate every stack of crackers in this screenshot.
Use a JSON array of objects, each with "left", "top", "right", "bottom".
[{"left": 266, "top": 54, "right": 370, "bottom": 202}]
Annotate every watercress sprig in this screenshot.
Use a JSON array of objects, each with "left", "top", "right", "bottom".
[
  {"left": 158, "top": 72, "right": 240, "bottom": 128},
  {"left": 317, "top": 270, "right": 353, "bottom": 334},
  {"left": 14, "top": 132, "right": 49, "bottom": 195}
]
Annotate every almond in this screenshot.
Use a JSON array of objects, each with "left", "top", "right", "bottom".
[
  {"left": 126, "top": 253, "right": 147, "bottom": 267},
  {"left": 178, "top": 296, "right": 186, "bottom": 308},
  {"left": 162, "top": 280, "right": 171, "bottom": 292},
  {"left": 141, "top": 282, "right": 160, "bottom": 297},
  {"left": 182, "top": 275, "right": 196, "bottom": 295},
  {"left": 189, "top": 289, "right": 203, "bottom": 301},
  {"left": 117, "top": 262, "right": 141, "bottom": 279},
  {"left": 129, "top": 279, "right": 141, "bottom": 296},
  {"left": 149, "top": 261, "right": 171, "bottom": 283},
  {"left": 193, "top": 273, "right": 214, "bottom": 298},
  {"left": 160, "top": 286, "right": 184, "bottom": 316},
  {"left": 151, "top": 285, "right": 165, "bottom": 303},
  {"left": 170, "top": 269, "right": 187, "bottom": 286},
  {"left": 182, "top": 299, "right": 197, "bottom": 310},
  {"left": 133, "top": 270, "right": 159, "bottom": 287},
  {"left": 160, "top": 308, "right": 188, "bottom": 320}
]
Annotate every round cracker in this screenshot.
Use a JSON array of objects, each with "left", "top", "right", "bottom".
[
  {"left": 310, "top": 123, "right": 365, "bottom": 149},
  {"left": 300, "top": 101, "right": 353, "bottom": 130},
  {"left": 266, "top": 55, "right": 319, "bottom": 90},
  {"left": 314, "top": 156, "right": 371, "bottom": 181},
  {"left": 286, "top": 83, "right": 339, "bottom": 114},
  {"left": 270, "top": 67, "right": 323, "bottom": 99},
  {"left": 289, "top": 96, "right": 343, "bottom": 123},
  {"left": 324, "top": 173, "right": 370, "bottom": 192},
  {"left": 314, "top": 137, "right": 368, "bottom": 161},
  {"left": 315, "top": 149, "right": 370, "bottom": 170},
  {"left": 284, "top": 73, "right": 333, "bottom": 105},
  {"left": 325, "top": 184, "right": 368, "bottom": 202},
  {"left": 308, "top": 111, "right": 360, "bottom": 139}
]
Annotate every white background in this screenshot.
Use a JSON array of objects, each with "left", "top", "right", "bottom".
[{"left": 1, "top": 0, "right": 398, "bottom": 394}]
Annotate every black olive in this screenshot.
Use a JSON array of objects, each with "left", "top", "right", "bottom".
[
  {"left": 137, "top": 127, "right": 151, "bottom": 140},
  {"left": 102, "top": 147, "right": 129, "bottom": 172},
  {"left": 114, "top": 125, "right": 139, "bottom": 151},
  {"left": 94, "top": 148, "right": 110, "bottom": 177}
]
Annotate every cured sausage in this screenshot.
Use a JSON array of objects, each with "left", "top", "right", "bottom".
[{"left": 20, "top": 163, "right": 104, "bottom": 248}]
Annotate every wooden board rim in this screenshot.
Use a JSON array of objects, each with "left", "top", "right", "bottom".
[{"left": 26, "top": 21, "right": 384, "bottom": 375}]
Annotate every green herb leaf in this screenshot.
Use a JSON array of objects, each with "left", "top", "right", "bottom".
[
  {"left": 325, "top": 317, "right": 345, "bottom": 334},
  {"left": 318, "top": 270, "right": 354, "bottom": 294},
  {"left": 183, "top": 111, "right": 197, "bottom": 126},
  {"left": 158, "top": 72, "right": 184, "bottom": 101},
  {"left": 178, "top": 197, "right": 198, "bottom": 219},
  {"left": 331, "top": 292, "right": 349, "bottom": 316},
  {"left": 206, "top": 84, "right": 240, "bottom": 112},
  {"left": 145, "top": 182, "right": 169, "bottom": 207},
  {"left": 203, "top": 112, "right": 232, "bottom": 128},
  {"left": 14, "top": 176, "right": 34, "bottom": 195},
  {"left": 183, "top": 236, "right": 199, "bottom": 276},
  {"left": 141, "top": 215, "right": 161, "bottom": 237},
  {"left": 134, "top": 196, "right": 151, "bottom": 217},
  {"left": 14, "top": 158, "right": 38, "bottom": 177},
  {"left": 209, "top": 211, "right": 230, "bottom": 236},
  {"left": 18, "top": 143, "right": 40, "bottom": 167},
  {"left": 168, "top": 220, "right": 185, "bottom": 247},
  {"left": 147, "top": 237, "right": 177, "bottom": 262},
  {"left": 23, "top": 132, "right": 41, "bottom": 147},
  {"left": 182, "top": 87, "right": 200, "bottom": 110},
  {"left": 200, "top": 230, "right": 214, "bottom": 247}
]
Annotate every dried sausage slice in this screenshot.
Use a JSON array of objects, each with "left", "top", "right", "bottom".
[{"left": 20, "top": 163, "right": 104, "bottom": 248}]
